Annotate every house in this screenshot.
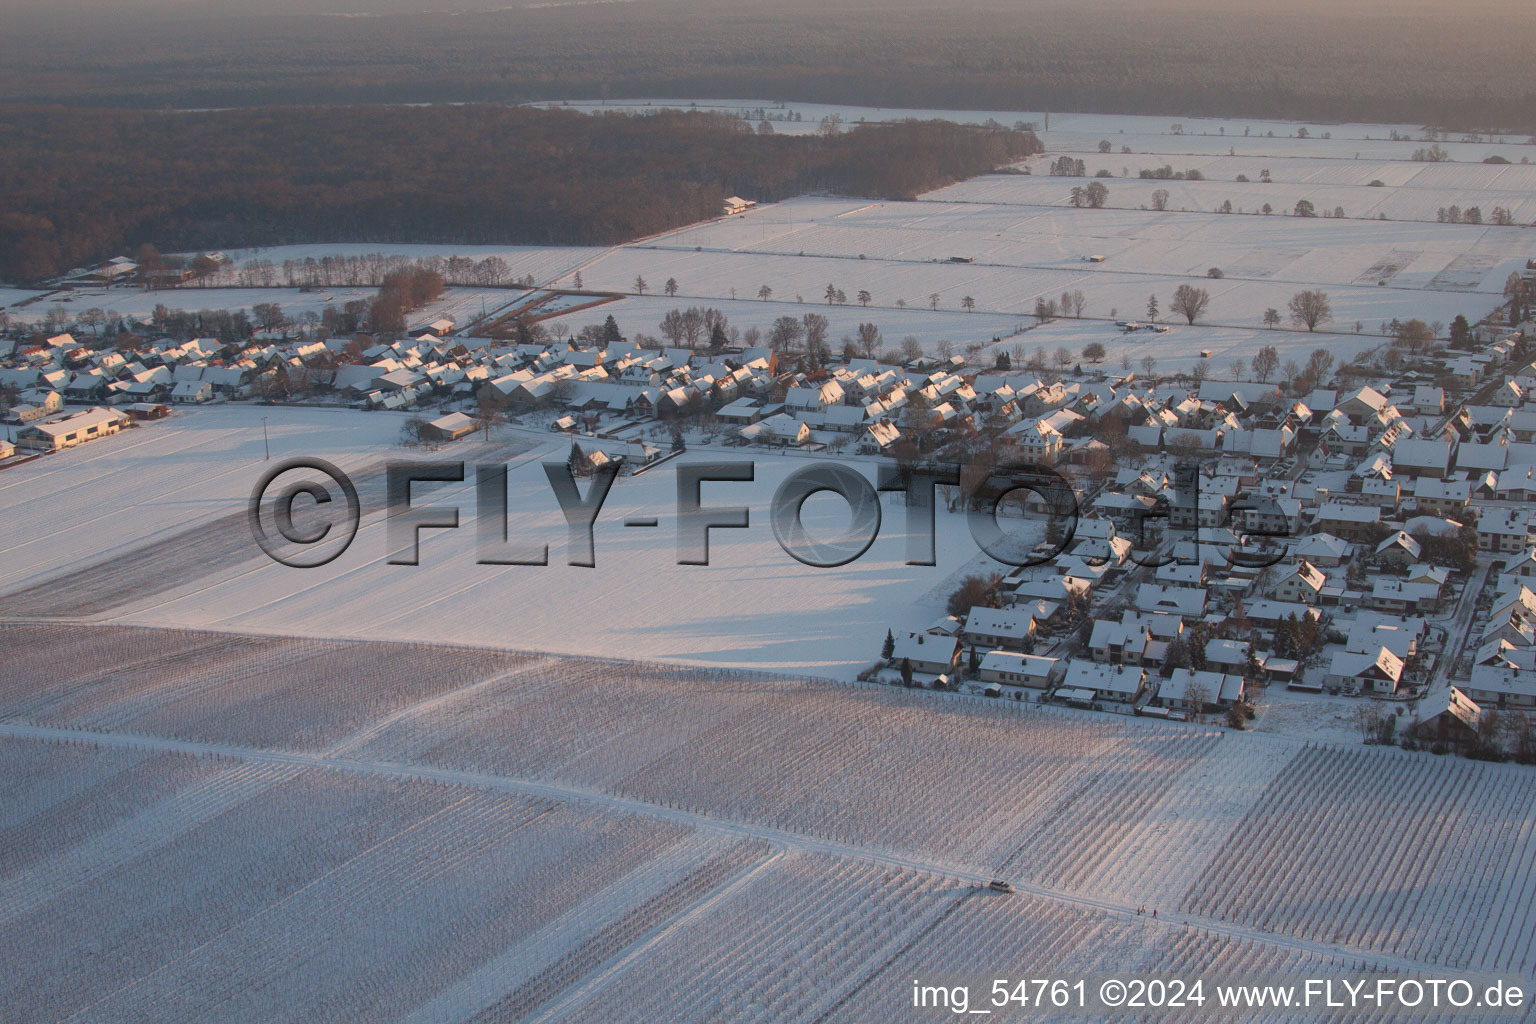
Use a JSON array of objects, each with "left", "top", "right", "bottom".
[
  {"left": 1313, "top": 501, "right": 1381, "bottom": 542},
  {"left": 1391, "top": 438, "right": 1455, "bottom": 478},
  {"left": 889, "top": 631, "right": 961, "bottom": 677},
  {"left": 1272, "top": 561, "right": 1327, "bottom": 604},
  {"left": 1059, "top": 662, "right": 1146, "bottom": 705},
  {"left": 170, "top": 380, "right": 213, "bottom": 404},
  {"left": 1204, "top": 639, "right": 1252, "bottom": 673},
  {"left": 715, "top": 398, "right": 762, "bottom": 425},
  {"left": 741, "top": 413, "right": 810, "bottom": 447},
  {"left": 1409, "top": 683, "right": 1481, "bottom": 747},
  {"left": 1009, "top": 418, "right": 1064, "bottom": 460},
  {"left": 0, "top": 439, "right": 14, "bottom": 460},
  {"left": 1478, "top": 508, "right": 1533, "bottom": 553},
  {"left": 1347, "top": 618, "right": 1424, "bottom": 661},
  {"left": 1409, "top": 477, "right": 1470, "bottom": 516},
  {"left": 1292, "top": 533, "right": 1352, "bottom": 567},
  {"left": 1326, "top": 646, "right": 1406, "bottom": 695},
  {"left": 15, "top": 407, "right": 128, "bottom": 452},
  {"left": 1154, "top": 668, "right": 1245, "bottom": 713},
  {"left": 1088, "top": 618, "right": 1154, "bottom": 666},
  {"left": 1463, "top": 664, "right": 1536, "bottom": 711},
  {"left": 1365, "top": 578, "right": 1442, "bottom": 615},
  {"left": 859, "top": 420, "right": 901, "bottom": 453},
  {"left": 977, "top": 652, "right": 1063, "bottom": 691},
  {"left": 1374, "top": 531, "right": 1423, "bottom": 569},
  {"left": 423, "top": 411, "right": 477, "bottom": 442},
  {"left": 1486, "top": 587, "right": 1536, "bottom": 648},
  {"left": 1135, "top": 584, "right": 1206, "bottom": 620},
  {"left": 961, "top": 606, "right": 1036, "bottom": 651}
]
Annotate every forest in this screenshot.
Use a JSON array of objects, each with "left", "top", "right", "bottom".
[
  {"left": 0, "top": 106, "right": 1040, "bottom": 283},
  {"left": 4, "top": 0, "right": 1534, "bottom": 132}
]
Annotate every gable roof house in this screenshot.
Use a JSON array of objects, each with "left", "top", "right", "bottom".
[
  {"left": 889, "top": 631, "right": 961, "bottom": 678},
  {"left": 1327, "top": 646, "right": 1407, "bottom": 695},
  {"left": 961, "top": 606, "right": 1036, "bottom": 651}
]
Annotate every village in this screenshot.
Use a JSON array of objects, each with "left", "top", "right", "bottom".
[{"left": 4, "top": 246, "right": 1536, "bottom": 760}]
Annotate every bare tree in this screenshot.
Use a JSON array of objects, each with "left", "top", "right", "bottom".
[
  {"left": 1184, "top": 681, "right": 1212, "bottom": 722},
  {"left": 899, "top": 336, "right": 924, "bottom": 363},
  {"left": 1082, "top": 341, "right": 1106, "bottom": 363},
  {"left": 1191, "top": 359, "right": 1211, "bottom": 383},
  {"left": 801, "top": 312, "right": 829, "bottom": 355},
  {"left": 857, "top": 322, "right": 882, "bottom": 359},
  {"left": 1151, "top": 188, "right": 1170, "bottom": 212},
  {"left": 1305, "top": 348, "right": 1334, "bottom": 384},
  {"left": 664, "top": 277, "right": 678, "bottom": 297},
  {"left": 633, "top": 276, "right": 647, "bottom": 295},
  {"left": 857, "top": 289, "right": 871, "bottom": 307},
  {"left": 1170, "top": 284, "right": 1210, "bottom": 325},
  {"left": 1288, "top": 289, "right": 1332, "bottom": 332},
  {"left": 961, "top": 295, "right": 976, "bottom": 312},
  {"left": 1069, "top": 290, "right": 1087, "bottom": 318},
  {"left": 758, "top": 284, "right": 772, "bottom": 301},
  {"left": 769, "top": 315, "right": 804, "bottom": 353},
  {"left": 928, "top": 292, "right": 941, "bottom": 310},
  {"left": 1263, "top": 308, "right": 1281, "bottom": 329},
  {"left": 1141, "top": 355, "right": 1157, "bottom": 378},
  {"left": 473, "top": 385, "right": 508, "bottom": 439}
]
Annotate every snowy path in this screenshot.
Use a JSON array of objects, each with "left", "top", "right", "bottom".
[{"left": 0, "top": 719, "right": 1469, "bottom": 978}]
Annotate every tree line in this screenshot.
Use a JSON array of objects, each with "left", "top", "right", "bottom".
[
  {"left": 5, "top": 0, "right": 1534, "bottom": 133},
  {"left": 0, "top": 105, "right": 1040, "bottom": 283}
]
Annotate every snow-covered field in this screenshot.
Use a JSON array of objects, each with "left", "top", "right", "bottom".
[
  {"left": 562, "top": 197, "right": 1516, "bottom": 338},
  {"left": 3, "top": 107, "right": 1521, "bottom": 374},
  {"left": 549, "top": 98, "right": 1536, "bottom": 161},
  {"left": 0, "top": 406, "right": 1013, "bottom": 675},
  {"left": 4, "top": 621, "right": 1536, "bottom": 1021}
]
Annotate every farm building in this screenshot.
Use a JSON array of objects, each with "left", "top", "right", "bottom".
[
  {"left": 15, "top": 407, "right": 128, "bottom": 452},
  {"left": 424, "top": 412, "right": 477, "bottom": 442}
]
